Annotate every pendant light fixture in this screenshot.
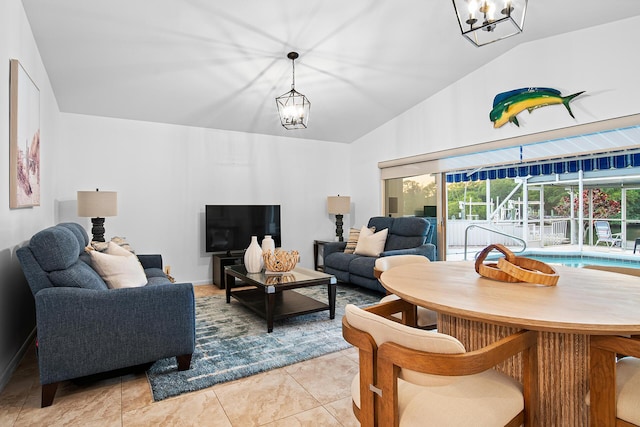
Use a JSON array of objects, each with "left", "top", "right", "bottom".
[
  {"left": 452, "top": 0, "right": 527, "bottom": 47},
  {"left": 275, "top": 52, "right": 311, "bottom": 129}
]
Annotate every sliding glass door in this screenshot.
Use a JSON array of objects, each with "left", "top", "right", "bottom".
[{"left": 384, "top": 173, "right": 441, "bottom": 258}]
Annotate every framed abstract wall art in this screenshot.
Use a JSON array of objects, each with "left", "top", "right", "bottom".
[{"left": 9, "top": 59, "right": 40, "bottom": 208}]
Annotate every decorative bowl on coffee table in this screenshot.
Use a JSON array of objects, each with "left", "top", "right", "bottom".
[{"left": 263, "top": 249, "right": 299, "bottom": 274}]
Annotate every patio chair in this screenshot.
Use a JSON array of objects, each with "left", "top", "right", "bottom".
[
  {"left": 594, "top": 220, "right": 623, "bottom": 248},
  {"left": 551, "top": 220, "right": 569, "bottom": 245}
]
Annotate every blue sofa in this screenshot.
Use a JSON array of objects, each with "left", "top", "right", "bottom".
[
  {"left": 323, "top": 216, "right": 436, "bottom": 293},
  {"left": 16, "top": 222, "right": 196, "bottom": 407}
]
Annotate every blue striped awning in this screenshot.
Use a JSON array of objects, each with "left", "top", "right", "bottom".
[{"left": 446, "top": 152, "right": 640, "bottom": 183}]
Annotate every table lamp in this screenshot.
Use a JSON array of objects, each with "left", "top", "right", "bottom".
[
  {"left": 327, "top": 195, "right": 350, "bottom": 242},
  {"left": 77, "top": 189, "right": 118, "bottom": 242}
]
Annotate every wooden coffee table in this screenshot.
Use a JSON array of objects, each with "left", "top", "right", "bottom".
[{"left": 224, "top": 265, "right": 337, "bottom": 332}]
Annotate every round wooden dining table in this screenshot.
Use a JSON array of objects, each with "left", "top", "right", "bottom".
[{"left": 379, "top": 261, "right": 640, "bottom": 427}]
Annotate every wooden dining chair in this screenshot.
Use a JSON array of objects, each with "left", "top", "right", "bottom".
[
  {"left": 589, "top": 335, "right": 640, "bottom": 427},
  {"left": 374, "top": 255, "right": 437, "bottom": 329},
  {"left": 342, "top": 299, "right": 538, "bottom": 426}
]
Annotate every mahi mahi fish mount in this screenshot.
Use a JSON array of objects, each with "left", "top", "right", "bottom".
[{"left": 490, "top": 87, "right": 585, "bottom": 128}]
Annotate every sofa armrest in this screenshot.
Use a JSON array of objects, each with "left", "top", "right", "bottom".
[
  {"left": 323, "top": 241, "right": 347, "bottom": 258},
  {"left": 35, "top": 283, "right": 195, "bottom": 384},
  {"left": 137, "top": 254, "right": 163, "bottom": 270},
  {"left": 380, "top": 243, "right": 436, "bottom": 261}
]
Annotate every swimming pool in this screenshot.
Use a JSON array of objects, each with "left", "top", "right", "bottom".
[{"left": 515, "top": 251, "right": 640, "bottom": 269}]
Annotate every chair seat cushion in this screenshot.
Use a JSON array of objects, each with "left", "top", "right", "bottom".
[
  {"left": 617, "top": 357, "right": 640, "bottom": 425},
  {"left": 351, "top": 368, "right": 523, "bottom": 427}
]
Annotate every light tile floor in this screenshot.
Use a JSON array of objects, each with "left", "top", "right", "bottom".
[{"left": 0, "top": 285, "right": 360, "bottom": 427}]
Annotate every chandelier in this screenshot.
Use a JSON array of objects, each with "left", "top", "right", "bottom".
[
  {"left": 275, "top": 52, "right": 311, "bottom": 130},
  {"left": 452, "top": 0, "right": 527, "bottom": 47}
]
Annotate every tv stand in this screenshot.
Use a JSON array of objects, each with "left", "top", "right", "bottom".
[{"left": 212, "top": 251, "right": 244, "bottom": 289}]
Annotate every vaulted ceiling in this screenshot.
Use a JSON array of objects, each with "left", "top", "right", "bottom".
[{"left": 22, "top": 0, "right": 640, "bottom": 143}]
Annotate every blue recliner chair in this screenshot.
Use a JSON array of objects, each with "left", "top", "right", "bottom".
[{"left": 16, "top": 222, "right": 196, "bottom": 407}]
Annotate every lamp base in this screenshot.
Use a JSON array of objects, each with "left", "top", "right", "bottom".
[
  {"left": 335, "top": 214, "right": 344, "bottom": 242},
  {"left": 90, "top": 217, "right": 106, "bottom": 242}
]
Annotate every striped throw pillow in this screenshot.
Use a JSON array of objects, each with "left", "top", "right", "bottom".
[{"left": 344, "top": 226, "right": 375, "bottom": 254}]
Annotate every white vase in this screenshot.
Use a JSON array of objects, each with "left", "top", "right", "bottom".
[
  {"left": 244, "top": 236, "right": 263, "bottom": 273},
  {"left": 261, "top": 235, "right": 275, "bottom": 255}
]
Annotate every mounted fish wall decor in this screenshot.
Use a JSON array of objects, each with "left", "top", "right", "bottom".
[{"left": 490, "top": 87, "right": 585, "bottom": 128}]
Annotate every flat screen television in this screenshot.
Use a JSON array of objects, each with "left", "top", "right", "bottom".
[{"left": 205, "top": 205, "right": 281, "bottom": 253}]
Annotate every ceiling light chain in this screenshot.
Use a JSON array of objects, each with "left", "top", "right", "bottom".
[
  {"left": 275, "top": 52, "right": 311, "bottom": 130},
  {"left": 290, "top": 53, "right": 296, "bottom": 90}
]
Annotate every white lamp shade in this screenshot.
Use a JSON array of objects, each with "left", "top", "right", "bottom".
[
  {"left": 327, "top": 196, "right": 350, "bottom": 214},
  {"left": 77, "top": 191, "right": 118, "bottom": 217}
]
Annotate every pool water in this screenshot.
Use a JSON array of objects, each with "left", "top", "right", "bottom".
[{"left": 518, "top": 253, "right": 640, "bottom": 269}]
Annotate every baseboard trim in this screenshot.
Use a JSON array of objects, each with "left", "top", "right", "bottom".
[{"left": 0, "top": 327, "right": 36, "bottom": 393}]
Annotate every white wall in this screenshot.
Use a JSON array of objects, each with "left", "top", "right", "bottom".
[
  {"left": 0, "top": 0, "right": 62, "bottom": 388},
  {"left": 4, "top": 2, "right": 640, "bottom": 393},
  {"left": 54, "top": 114, "right": 351, "bottom": 284},
  {"left": 350, "top": 16, "right": 640, "bottom": 228}
]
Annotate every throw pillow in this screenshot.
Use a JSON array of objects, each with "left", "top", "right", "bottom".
[
  {"left": 110, "top": 236, "right": 135, "bottom": 253},
  {"left": 344, "top": 226, "right": 375, "bottom": 254},
  {"left": 354, "top": 228, "right": 389, "bottom": 257},
  {"left": 88, "top": 250, "right": 147, "bottom": 289},
  {"left": 90, "top": 241, "right": 109, "bottom": 252},
  {"left": 90, "top": 237, "right": 135, "bottom": 253},
  {"left": 105, "top": 241, "right": 134, "bottom": 257}
]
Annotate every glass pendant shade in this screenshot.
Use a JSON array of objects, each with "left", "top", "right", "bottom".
[{"left": 452, "top": 0, "right": 527, "bottom": 47}]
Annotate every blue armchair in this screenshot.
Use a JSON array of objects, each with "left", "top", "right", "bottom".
[
  {"left": 323, "top": 216, "right": 435, "bottom": 293},
  {"left": 16, "top": 222, "right": 195, "bottom": 407}
]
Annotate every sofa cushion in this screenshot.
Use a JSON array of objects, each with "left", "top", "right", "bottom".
[
  {"left": 324, "top": 266, "right": 350, "bottom": 283},
  {"left": 89, "top": 250, "right": 148, "bottom": 289},
  {"left": 349, "top": 255, "right": 378, "bottom": 278},
  {"left": 30, "top": 226, "right": 79, "bottom": 272},
  {"left": 58, "top": 222, "right": 90, "bottom": 254},
  {"left": 385, "top": 217, "right": 428, "bottom": 251},
  {"left": 48, "top": 260, "right": 108, "bottom": 290},
  {"left": 146, "top": 275, "right": 172, "bottom": 286},
  {"left": 355, "top": 228, "right": 388, "bottom": 257},
  {"left": 145, "top": 267, "right": 168, "bottom": 278},
  {"left": 325, "top": 252, "right": 360, "bottom": 271},
  {"left": 368, "top": 216, "right": 393, "bottom": 233}
]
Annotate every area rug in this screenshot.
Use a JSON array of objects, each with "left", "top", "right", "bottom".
[{"left": 146, "top": 284, "right": 380, "bottom": 401}]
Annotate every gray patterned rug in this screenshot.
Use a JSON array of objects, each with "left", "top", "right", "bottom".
[{"left": 146, "top": 284, "right": 380, "bottom": 401}]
